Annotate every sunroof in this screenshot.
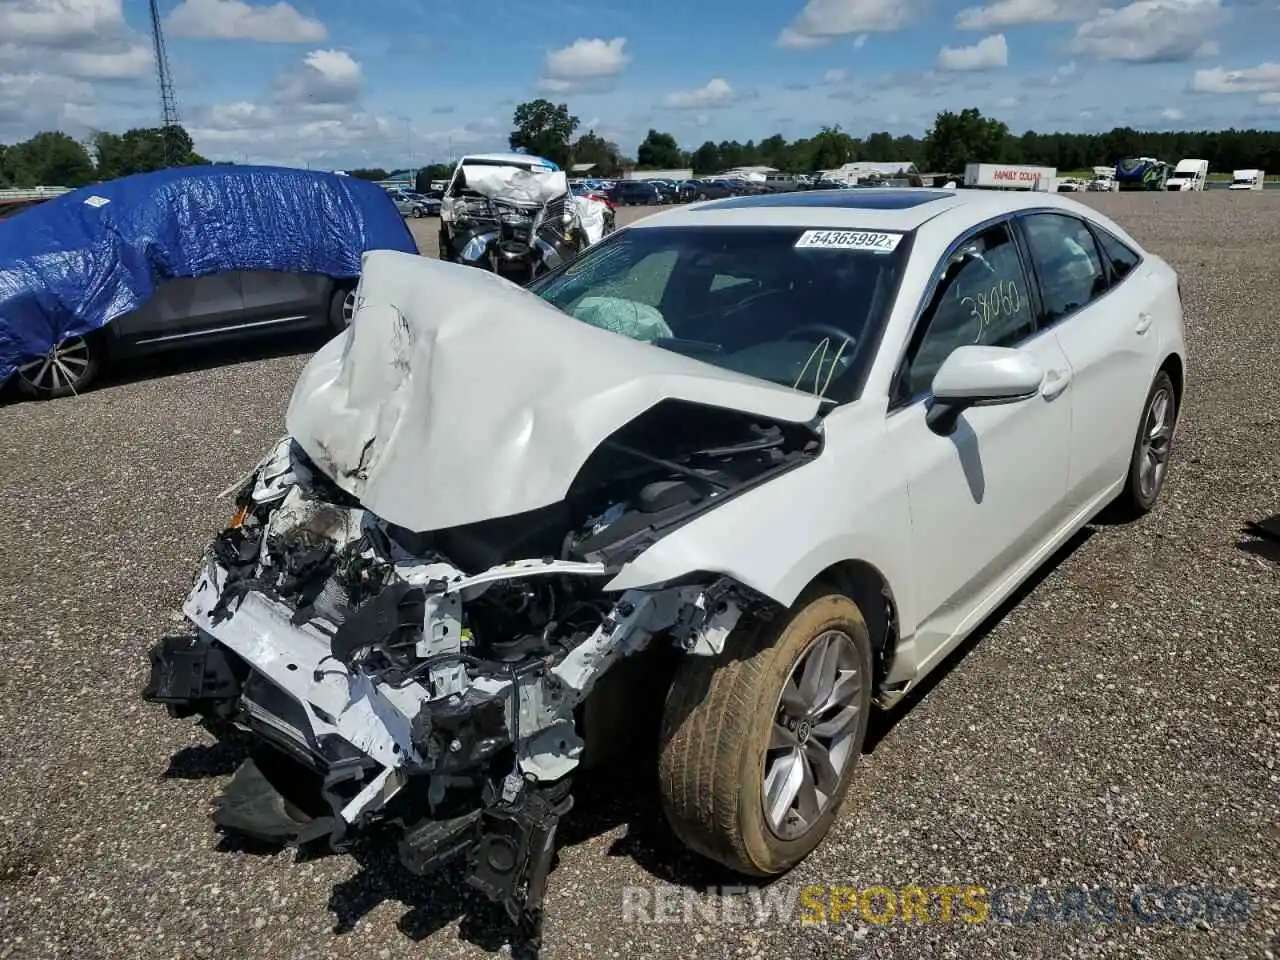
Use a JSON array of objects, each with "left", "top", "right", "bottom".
[{"left": 702, "top": 188, "right": 955, "bottom": 211}]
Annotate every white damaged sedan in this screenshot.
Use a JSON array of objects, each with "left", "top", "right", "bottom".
[{"left": 144, "top": 188, "right": 1186, "bottom": 942}]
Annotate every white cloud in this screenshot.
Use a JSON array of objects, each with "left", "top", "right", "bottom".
[
  {"left": 166, "top": 0, "right": 327, "bottom": 43},
  {"left": 1069, "top": 0, "right": 1223, "bottom": 63},
  {"left": 822, "top": 68, "right": 849, "bottom": 83},
  {"left": 0, "top": 0, "right": 151, "bottom": 81},
  {"left": 1191, "top": 61, "right": 1280, "bottom": 93},
  {"left": 1161, "top": 106, "right": 1185, "bottom": 119},
  {"left": 1191, "top": 61, "right": 1280, "bottom": 107},
  {"left": 275, "top": 49, "right": 362, "bottom": 108},
  {"left": 938, "top": 33, "right": 1009, "bottom": 71},
  {"left": 778, "top": 0, "right": 912, "bottom": 49},
  {"left": 186, "top": 51, "right": 502, "bottom": 167},
  {"left": 853, "top": 33, "right": 868, "bottom": 48},
  {"left": 536, "top": 37, "right": 629, "bottom": 94},
  {"left": 0, "top": 0, "right": 124, "bottom": 45},
  {"left": 997, "top": 95, "right": 1020, "bottom": 107},
  {"left": 0, "top": 70, "right": 98, "bottom": 140},
  {"left": 956, "top": 0, "right": 1098, "bottom": 29},
  {"left": 662, "top": 78, "right": 738, "bottom": 109}
]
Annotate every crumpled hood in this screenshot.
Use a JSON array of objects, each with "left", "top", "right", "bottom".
[{"left": 285, "top": 250, "right": 821, "bottom": 532}]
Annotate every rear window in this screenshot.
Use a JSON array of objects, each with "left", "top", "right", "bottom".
[{"left": 527, "top": 225, "right": 912, "bottom": 402}]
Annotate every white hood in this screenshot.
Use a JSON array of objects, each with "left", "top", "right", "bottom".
[
  {"left": 285, "top": 251, "right": 821, "bottom": 532},
  {"left": 460, "top": 164, "right": 567, "bottom": 205}
]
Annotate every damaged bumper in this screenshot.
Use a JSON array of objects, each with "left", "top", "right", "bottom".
[{"left": 144, "top": 436, "right": 746, "bottom": 932}]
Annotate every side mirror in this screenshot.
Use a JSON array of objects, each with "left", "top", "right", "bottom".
[{"left": 926, "top": 345, "right": 1044, "bottom": 435}]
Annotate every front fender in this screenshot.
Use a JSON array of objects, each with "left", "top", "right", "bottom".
[{"left": 605, "top": 404, "right": 917, "bottom": 628}]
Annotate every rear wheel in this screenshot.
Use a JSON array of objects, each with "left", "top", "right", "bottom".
[
  {"left": 16, "top": 333, "right": 101, "bottom": 399},
  {"left": 328, "top": 284, "right": 357, "bottom": 331},
  {"left": 658, "top": 586, "right": 872, "bottom": 876},
  {"left": 1105, "top": 370, "right": 1178, "bottom": 521}
]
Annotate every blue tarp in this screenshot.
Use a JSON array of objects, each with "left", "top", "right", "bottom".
[{"left": 0, "top": 164, "right": 419, "bottom": 383}]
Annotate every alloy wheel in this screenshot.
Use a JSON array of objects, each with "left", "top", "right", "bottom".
[
  {"left": 17, "top": 336, "right": 92, "bottom": 395},
  {"left": 341, "top": 289, "right": 357, "bottom": 327},
  {"left": 763, "top": 629, "right": 863, "bottom": 841},
  {"left": 1138, "top": 384, "right": 1175, "bottom": 501}
]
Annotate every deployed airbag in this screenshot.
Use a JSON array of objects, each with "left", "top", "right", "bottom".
[{"left": 0, "top": 165, "right": 419, "bottom": 383}]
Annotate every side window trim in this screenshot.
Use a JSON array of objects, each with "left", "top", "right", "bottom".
[
  {"left": 887, "top": 215, "right": 1038, "bottom": 411},
  {"left": 1087, "top": 222, "right": 1146, "bottom": 287},
  {"left": 1010, "top": 210, "right": 1129, "bottom": 333},
  {"left": 885, "top": 213, "right": 1014, "bottom": 411}
]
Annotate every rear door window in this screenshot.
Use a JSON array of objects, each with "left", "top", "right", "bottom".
[
  {"left": 1020, "top": 213, "right": 1109, "bottom": 325},
  {"left": 1091, "top": 227, "right": 1142, "bottom": 284}
]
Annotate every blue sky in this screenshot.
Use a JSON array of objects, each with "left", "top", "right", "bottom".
[{"left": 1, "top": 0, "right": 1277, "bottom": 169}]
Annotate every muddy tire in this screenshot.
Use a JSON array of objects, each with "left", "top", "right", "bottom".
[
  {"left": 1103, "top": 369, "right": 1178, "bottom": 522},
  {"left": 657, "top": 585, "right": 872, "bottom": 877}
]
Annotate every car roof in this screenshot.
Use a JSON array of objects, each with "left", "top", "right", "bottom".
[{"left": 627, "top": 187, "right": 1107, "bottom": 233}]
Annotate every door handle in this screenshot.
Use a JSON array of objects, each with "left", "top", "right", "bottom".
[
  {"left": 1136, "top": 312, "right": 1153, "bottom": 334},
  {"left": 1041, "top": 367, "right": 1072, "bottom": 400}
]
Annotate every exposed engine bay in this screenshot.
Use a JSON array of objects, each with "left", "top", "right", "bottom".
[{"left": 144, "top": 399, "right": 820, "bottom": 947}]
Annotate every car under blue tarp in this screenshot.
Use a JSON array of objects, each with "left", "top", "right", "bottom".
[{"left": 0, "top": 164, "right": 419, "bottom": 384}]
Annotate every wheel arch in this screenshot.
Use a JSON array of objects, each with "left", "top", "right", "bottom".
[
  {"left": 1159, "top": 352, "right": 1184, "bottom": 408},
  {"left": 807, "top": 559, "right": 900, "bottom": 690}
]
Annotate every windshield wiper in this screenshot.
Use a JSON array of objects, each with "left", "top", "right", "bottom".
[{"left": 602, "top": 441, "right": 733, "bottom": 491}]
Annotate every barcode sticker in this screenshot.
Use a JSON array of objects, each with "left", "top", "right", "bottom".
[{"left": 795, "top": 229, "right": 903, "bottom": 252}]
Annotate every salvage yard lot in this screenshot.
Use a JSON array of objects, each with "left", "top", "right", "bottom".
[{"left": 1, "top": 193, "right": 1277, "bottom": 959}]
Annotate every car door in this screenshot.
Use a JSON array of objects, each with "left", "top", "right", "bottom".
[
  {"left": 110, "top": 273, "right": 246, "bottom": 349},
  {"left": 884, "top": 219, "right": 1074, "bottom": 666},
  {"left": 239, "top": 270, "right": 330, "bottom": 325},
  {"left": 1016, "top": 212, "right": 1157, "bottom": 512}
]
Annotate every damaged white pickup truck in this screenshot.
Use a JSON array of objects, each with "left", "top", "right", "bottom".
[{"left": 144, "top": 188, "right": 1184, "bottom": 950}]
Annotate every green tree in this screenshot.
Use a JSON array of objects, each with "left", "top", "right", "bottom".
[
  {"left": 348, "top": 168, "right": 390, "bottom": 181},
  {"left": 0, "top": 144, "right": 10, "bottom": 186},
  {"left": 4, "top": 131, "right": 96, "bottom": 187},
  {"left": 690, "top": 141, "right": 722, "bottom": 174},
  {"left": 864, "top": 131, "right": 896, "bottom": 160},
  {"left": 807, "top": 125, "right": 857, "bottom": 171},
  {"left": 636, "top": 129, "right": 682, "bottom": 169},
  {"left": 923, "top": 108, "right": 1010, "bottom": 173},
  {"left": 92, "top": 125, "right": 206, "bottom": 180},
  {"left": 571, "top": 130, "right": 623, "bottom": 176},
  {"left": 509, "top": 99, "right": 579, "bottom": 168}
]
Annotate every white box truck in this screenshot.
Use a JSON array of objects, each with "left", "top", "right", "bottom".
[
  {"left": 964, "top": 163, "right": 1057, "bottom": 191},
  {"left": 1165, "top": 158, "right": 1209, "bottom": 191},
  {"left": 1228, "top": 169, "right": 1265, "bottom": 190}
]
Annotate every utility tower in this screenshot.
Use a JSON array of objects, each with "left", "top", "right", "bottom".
[{"left": 148, "top": 0, "right": 182, "bottom": 166}]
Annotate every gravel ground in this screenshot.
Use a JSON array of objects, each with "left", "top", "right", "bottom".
[{"left": 1, "top": 194, "right": 1277, "bottom": 960}]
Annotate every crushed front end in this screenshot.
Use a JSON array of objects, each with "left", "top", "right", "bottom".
[{"left": 143, "top": 433, "right": 773, "bottom": 939}]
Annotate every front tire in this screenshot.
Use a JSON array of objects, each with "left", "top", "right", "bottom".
[
  {"left": 658, "top": 586, "right": 872, "bottom": 877},
  {"left": 1105, "top": 369, "right": 1178, "bottom": 521},
  {"left": 15, "top": 333, "right": 102, "bottom": 399}
]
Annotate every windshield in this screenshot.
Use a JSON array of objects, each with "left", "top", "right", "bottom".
[{"left": 526, "top": 225, "right": 911, "bottom": 402}]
